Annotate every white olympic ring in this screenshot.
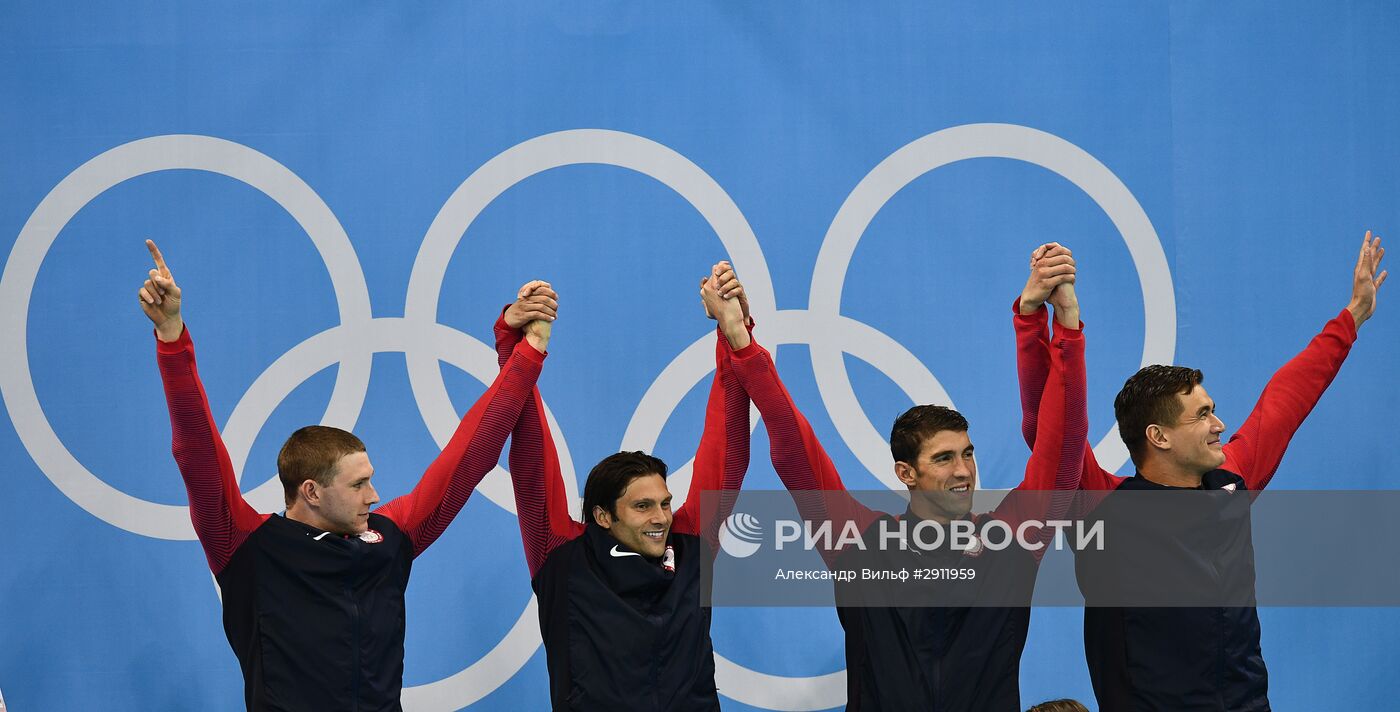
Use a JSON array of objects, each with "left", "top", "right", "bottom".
[
  {"left": 1, "top": 124, "right": 1170, "bottom": 711},
  {"left": 0, "top": 134, "right": 374, "bottom": 539},
  {"left": 810, "top": 123, "right": 1173, "bottom": 485},
  {"left": 406, "top": 128, "right": 776, "bottom": 516}
]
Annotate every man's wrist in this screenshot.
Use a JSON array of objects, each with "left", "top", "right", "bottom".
[
  {"left": 1347, "top": 301, "right": 1368, "bottom": 329},
  {"left": 719, "top": 318, "right": 751, "bottom": 350},
  {"left": 1018, "top": 293, "right": 1045, "bottom": 314},
  {"left": 156, "top": 319, "right": 184, "bottom": 343},
  {"left": 1052, "top": 307, "right": 1080, "bottom": 329},
  {"left": 524, "top": 319, "right": 551, "bottom": 351}
]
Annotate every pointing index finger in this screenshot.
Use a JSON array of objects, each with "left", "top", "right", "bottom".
[{"left": 146, "top": 239, "right": 171, "bottom": 277}]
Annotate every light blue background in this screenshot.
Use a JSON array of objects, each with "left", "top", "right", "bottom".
[{"left": 2, "top": 3, "right": 1398, "bottom": 710}]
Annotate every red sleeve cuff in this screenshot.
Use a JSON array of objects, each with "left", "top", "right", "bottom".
[
  {"left": 731, "top": 339, "right": 765, "bottom": 361},
  {"left": 1012, "top": 297, "right": 1049, "bottom": 323},
  {"left": 715, "top": 318, "right": 758, "bottom": 356},
  {"left": 155, "top": 325, "right": 192, "bottom": 354},
  {"left": 1336, "top": 308, "right": 1359, "bottom": 340},
  {"left": 1052, "top": 320, "right": 1086, "bottom": 341},
  {"left": 515, "top": 337, "right": 547, "bottom": 364},
  {"left": 1012, "top": 295, "right": 1046, "bottom": 314}
]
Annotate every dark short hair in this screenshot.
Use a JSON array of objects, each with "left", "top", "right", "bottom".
[
  {"left": 889, "top": 405, "right": 970, "bottom": 464},
  {"left": 582, "top": 451, "right": 668, "bottom": 525},
  {"left": 1114, "top": 364, "right": 1205, "bottom": 467},
  {"left": 277, "top": 426, "right": 366, "bottom": 505}
]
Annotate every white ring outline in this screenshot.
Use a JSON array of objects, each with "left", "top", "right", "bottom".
[
  {"left": 405, "top": 128, "right": 776, "bottom": 517},
  {"left": 0, "top": 134, "right": 373, "bottom": 540},
  {"left": 810, "top": 122, "right": 1173, "bottom": 482}
]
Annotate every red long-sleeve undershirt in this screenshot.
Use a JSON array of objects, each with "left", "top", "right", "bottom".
[
  {"left": 497, "top": 316, "right": 752, "bottom": 578},
  {"left": 728, "top": 322, "right": 1086, "bottom": 566},
  {"left": 157, "top": 324, "right": 544, "bottom": 575},
  {"left": 1012, "top": 300, "right": 1357, "bottom": 492}
]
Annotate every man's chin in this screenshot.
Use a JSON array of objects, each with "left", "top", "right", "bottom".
[
  {"left": 639, "top": 534, "right": 668, "bottom": 557},
  {"left": 941, "top": 490, "right": 975, "bottom": 515},
  {"left": 946, "top": 503, "right": 974, "bottom": 521}
]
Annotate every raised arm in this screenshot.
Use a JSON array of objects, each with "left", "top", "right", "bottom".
[
  {"left": 1013, "top": 243, "right": 1123, "bottom": 491},
  {"left": 497, "top": 282, "right": 583, "bottom": 577},
  {"left": 374, "top": 288, "right": 550, "bottom": 557},
  {"left": 1014, "top": 243, "right": 1069, "bottom": 448},
  {"left": 1222, "top": 231, "right": 1383, "bottom": 489},
  {"left": 673, "top": 262, "right": 752, "bottom": 546},
  {"left": 141, "top": 240, "right": 267, "bottom": 574},
  {"left": 722, "top": 268, "right": 879, "bottom": 566},
  {"left": 996, "top": 275, "right": 1088, "bottom": 555}
]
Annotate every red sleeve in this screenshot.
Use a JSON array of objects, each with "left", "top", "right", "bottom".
[
  {"left": 671, "top": 327, "right": 752, "bottom": 549},
  {"left": 376, "top": 337, "right": 545, "bottom": 557},
  {"left": 494, "top": 310, "right": 522, "bottom": 368},
  {"left": 156, "top": 327, "right": 269, "bottom": 575},
  {"left": 1012, "top": 297, "right": 1053, "bottom": 450},
  {"left": 496, "top": 321, "right": 582, "bottom": 578},
  {"left": 728, "top": 335, "right": 879, "bottom": 567},
  {"left": 1013, "top": 298, "right": 1124, "bottom": 492},
  {"left": 1221, "top": 309, "right": 1357, "bottom": 490},
  {"left": 995, "top": 321, "right": 1088, "bottom": 558}
]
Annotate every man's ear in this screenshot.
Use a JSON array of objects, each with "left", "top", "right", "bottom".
[
  {"left": 1145, "top": 424, "right": 1171, "bottom": 452},
  {"left": 592, "top": 506, "right": 613, "bottom": 529},
  {"left": 894, "top": 461, "right": 918, "bottom": 488},
  {"left": 299, "top": 479, "right": 320, "bottom": 506}
]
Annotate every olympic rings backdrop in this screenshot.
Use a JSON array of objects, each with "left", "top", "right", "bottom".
[{"left": 2, "top": 4, "right": 1398, "bottom": 710}]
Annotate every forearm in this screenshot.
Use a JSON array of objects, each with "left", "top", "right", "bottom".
[
  {"left": 379, "top": 338, "right": 545, "bottom": 555},
  {"left": 718, "top": 315, "right": 751, "bottom": 351},
  {"left": 507, "top": 388, "right": 578, "bottom": 576},
  {"left": 1223, "top": 309, "right": 1358, "bottom": 489},
  {"left": 156, "top": 327, "right": 262, "bottom": 573},
  {"left": 674, "top": 330, "right": 752, "bottom": 539},
  {"left": 494, "top": 310, "right": 523, "bottom": 368},
  {"left": 998, "top": 322, "right": 1087, "bottom": 555},
  {"left": 1039, "top": 323, "right": 1088, "bottom": 495},
  {"left": 1013, "top": 297, "right": 1053, "bottom": 449},
  {"left": 498, "top": 309, "right": 574, "bottom": 573},
  {"left": 1013, "top": 324, "right": 1088, "bottom": 490},
  {"left": 728, "top": 338, "right": 877, "bottom": 546}
]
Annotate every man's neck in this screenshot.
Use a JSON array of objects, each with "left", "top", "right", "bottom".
[
  {"left": 285, "top": 503, "right": 337, "bottom": 533},
  {"left": 907, "top": 496, "right": 953, "bottom": 525},
  {"left": 1137, "top": 461, "right": 1206, "bottom": 489}
]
